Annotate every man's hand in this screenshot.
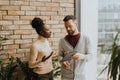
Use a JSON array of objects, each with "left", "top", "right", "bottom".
[
  {"left": 71, "top": 53, "right": 80, "bottom": 60},
  {"left": 61, "top": 61, "right": 71, "bottom": 70}
]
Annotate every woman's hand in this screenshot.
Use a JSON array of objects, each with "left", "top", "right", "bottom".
[{"left": 42, "top": 51, "right": 53, "bottom": 62}]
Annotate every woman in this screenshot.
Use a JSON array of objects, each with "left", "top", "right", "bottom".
[{"left": 29, "top": 17, "right": 53, "bottom": 80}]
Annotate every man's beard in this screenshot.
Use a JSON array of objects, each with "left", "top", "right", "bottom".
[{"left": 67, "top": 30, "right": 75, "bottom": 35}]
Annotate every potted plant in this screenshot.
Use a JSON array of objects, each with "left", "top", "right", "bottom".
[
  {"left": 16, "top": 57, "right": 34, "bottom": 80},
  {"left": 0, "top": 57, "right": 17, "bottom": 80},
  {"left": 52, "top": 58, "right": 61, "bottom": 78},
  {"left": 0, "top": 36, "right": 18, "bottom": 80},
  {"left": 100, "top": 32, "right": 120, "bottom": 80}
]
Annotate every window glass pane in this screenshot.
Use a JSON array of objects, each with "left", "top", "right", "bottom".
[
  {"left": 98, "top": 0, "right": 120, "bottom": 80},
  {"left": 98, "top": 0, "right": 120, "bottom": 46}
]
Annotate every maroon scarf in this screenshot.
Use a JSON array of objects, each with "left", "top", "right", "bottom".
[{"left": 65, "top": 33, "right": 80, "bottom": 48}]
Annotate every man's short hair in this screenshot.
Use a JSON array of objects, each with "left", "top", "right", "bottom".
[{"left": 63, "top": 15, "right": 76, "bottom": 22}]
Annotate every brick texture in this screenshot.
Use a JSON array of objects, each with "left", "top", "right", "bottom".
[{"left": 0, "top": 0, "right": 74, "bottom": 60}]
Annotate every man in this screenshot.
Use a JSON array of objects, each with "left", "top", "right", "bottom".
[
  {"left": 58, "top": 15, "right": 93, "bottom": 80},
  {"left": 29, "top": 17, "right": 53, "bottom": 80}
]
